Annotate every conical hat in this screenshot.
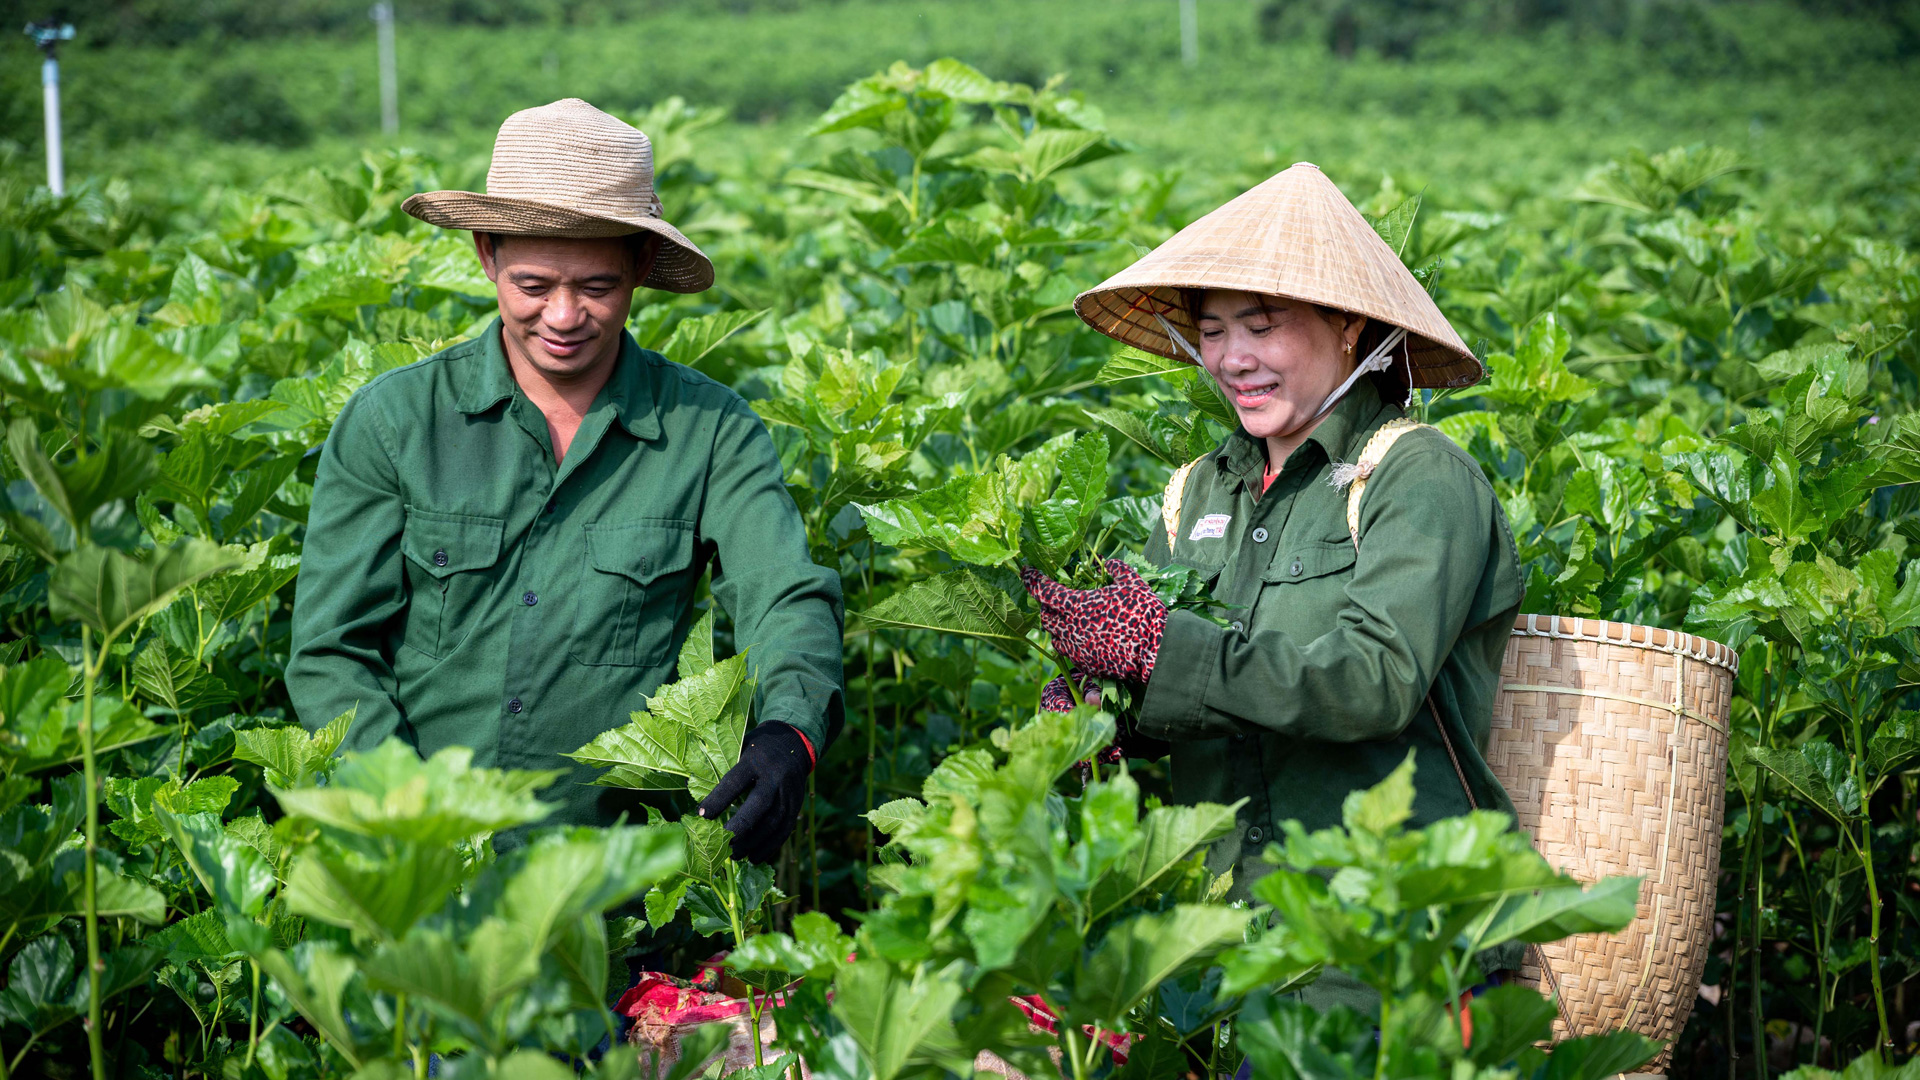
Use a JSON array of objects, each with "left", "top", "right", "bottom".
[{"left": 1074, "top": 163, "right": 1480, "bottom": 389}]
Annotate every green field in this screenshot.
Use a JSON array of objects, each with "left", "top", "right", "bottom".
[{"left": 0, "top": 4, "right": 1916, "bottom": 1079}]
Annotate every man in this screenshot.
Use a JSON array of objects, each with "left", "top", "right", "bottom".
[{"left": 287, "top": 99, "right": 843, "bottom": 863}]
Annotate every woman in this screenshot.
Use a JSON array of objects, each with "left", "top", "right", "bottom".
[{"left": 1022, "top": 162, "right": 1525, "bottom": 1012}]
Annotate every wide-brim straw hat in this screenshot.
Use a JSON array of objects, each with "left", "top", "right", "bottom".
[
  {"left": 402, "top": 98, "right": 714, "bottom": 294},
  {"left": 1074, "top": 162, "right": 1481, "bottom": 389}
]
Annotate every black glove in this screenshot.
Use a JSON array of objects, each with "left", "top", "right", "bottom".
[{"left": 695, "top": 721, "right": 812, "bottom": 864}]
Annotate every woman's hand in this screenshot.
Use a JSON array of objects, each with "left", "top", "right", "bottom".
[
  {"left": 1040, "top": 672, "right": 1100, "bottom": 712},
  {"left": 1021, "top": 558, "right": 1169, "bottom": 684},
  {"left": 1042, "top": 671, "right": 1172, "bottom": 764}
]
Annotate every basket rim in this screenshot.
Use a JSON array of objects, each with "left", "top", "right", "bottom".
[{"left": 1510, "top": 614, "right": 1739, "bottom": 676}]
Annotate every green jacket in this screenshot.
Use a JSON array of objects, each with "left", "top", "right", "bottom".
[
  {"left": 287, "top": 321, "right": 845, "bottom": 829},
  {"left": 1140, "top": 388, "right": 1524, "bottom": 892}
]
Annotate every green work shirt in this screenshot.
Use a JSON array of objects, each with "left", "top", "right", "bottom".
[
  {"left": 1140, "top": 388, "right": 1525, "bottom": 891},
  {"left": 287, "top": 320, "right": 845, "bottom": 829}
]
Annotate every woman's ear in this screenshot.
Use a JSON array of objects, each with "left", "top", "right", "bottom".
[{"left": 1343, "top": 313, "right": 1369, "bottom": 355}]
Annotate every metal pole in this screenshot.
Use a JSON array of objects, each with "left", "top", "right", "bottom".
[
  {"left": 42, "top": 56, "right": 62, "bottom": 195},
  {"left": 1179, "top": 0, "right": 1198, "bottom": 67},
  {"left": 25, "top": 22, "right": 74, "bottom": 195},
  {"left": 371, "top": 2, "right": 398, "bottom": 135}
]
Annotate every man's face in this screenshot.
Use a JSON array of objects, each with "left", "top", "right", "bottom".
[{"left": 476, "top": 233, "right": 654, "bottom": 383}]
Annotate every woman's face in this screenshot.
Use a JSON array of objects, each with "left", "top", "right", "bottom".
[{"left": 1195, "top": 291, "right": 1364, "bottom": 441}]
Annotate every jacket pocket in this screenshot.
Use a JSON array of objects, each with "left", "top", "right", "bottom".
[
  {"left": 400, "top": 509, "right": 506, "bottom": 658},
  {"left": 1251, "top": 537, "right": 1357, "bottom": 640},
  {"left": 1261, "top": 538, "right": 1357, "bottom": 584},
  {"left": 572, "top": 519, "right": 697, "bottom": 668}
]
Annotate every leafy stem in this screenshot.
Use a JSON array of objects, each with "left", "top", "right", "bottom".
[{"left": 77, "top": 625, "right": 107, "bottom": 1080}]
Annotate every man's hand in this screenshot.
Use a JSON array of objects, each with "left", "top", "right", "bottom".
[
  {"left": 696, "top": 721, "right": 812, "bottom": 864},
  {"left": 1022, "top": 559, "right": 1169, "bottom": 684}
]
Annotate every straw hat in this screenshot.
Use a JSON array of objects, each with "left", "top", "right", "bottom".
[
  {"left": 1074, "top": 163, "right": 1481, "bottom": 389},
  {"left": 402, "top": 98, "right": 714, "bottom": 294}
]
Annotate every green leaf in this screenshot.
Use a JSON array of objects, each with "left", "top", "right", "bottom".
[
  {"left": 247, "top": 943, "right": 367, "bottom": 1068},
  {"left": 132, "top": 637, "right": 237, "bottom": 714},
  {"left": 1465, "top": 983, "right": 1560, "bottom": 1066},
  {"left": 859, "top": 566, "right": 1036, "bottom": 659},
  {"left": 1088, "top": 799, "right": 1242, "bottom": 921},
  {"left": 566, "top": 651, "right": 750, "bottom": 800},
  {"left": 283, "top": 842, "right": 462, "bottom": 942},
  {"left": 1748, "top": 744, "right": 1849, "bottom": 820},
  {"left": 47, "top": 537, "right": 245, "bottom": 646},
  {"left": 1540, "top": 1030, "right": 1664, "bottom": 1080},
  {"left": 156, "top": 808, "right": 275, "bottom": 918},
  {"left": 144, "top": 908, "right": 240, "bottom": 964},
  {"left": 191, "top": 540, "right": 301, "bottom": 626},
  {"left": 1368, "top": 193, "right": 1422, "bottom": 259},
  {"left": 677, "top": 608, "right": 715, "bottom": 679},
  {"left": 6, "top": 419, "right": 161, "bottom": 539},
  {"left": 682, "top": 814, "right": 732, "bottom": 887},
  {"left": 1801, "top": 739, "right": 1863, "bottom": 815},
  {"left": 1084, "top": 406, "right": 1189, "bottom": 468},
  {"left": 922, "top": 57, "right": 1026, "bottom": 104},
  {"left": 830, "top": 957, "right": 962, "bottom": 1080},
  {"left": 272, "top": 742, "right": 559, "bottom": 844},
  {"left": 726, "top": 911, "right": 854, "bottom": 979},
  {"left": 1022, "top": 431, "right": 1110, "bottom": 575},
  {"left": 1868, "top": 713, "right": 1920, "bottom": 780},
  {"left": 659, "top": 309, "right": 765, "bottom": 366},
  {"left": 643, "top": 876, "right": 691, "bottom": 932},
  {"left": 1097, "top": 348, "right": 1194, "bottom": 385},
  {"left": 857, "top": 473, "right": 1019, "bottom": 567},
  {"left": 866, "top": 797, "right": 928, "bottom": 839},
  {"left": 0, "top": 934, "right": 80, "bottom": 1038},
  {"left": 1343, "top": 751, "right": 1416, "bottom": 836},
  {"left": 1475, "top": 875, "right": 1642, "bottom": 946},
  {"left": 1068, "top": 905, "right": 1248, "bottom": 1026},
  {"left": 233, "top": 709, "right": 354, "bottom": 788}
]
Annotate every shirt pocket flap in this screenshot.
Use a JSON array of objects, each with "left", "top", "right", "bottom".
[
  {"left": 586, "top": 519, "right": 696, "bottom": 584},
  {"left": 1263, "top": 538, "right": 1356, "bottom": 584},
  {"left": 403, "top": 510, "right": 504, "bottom": 579}
]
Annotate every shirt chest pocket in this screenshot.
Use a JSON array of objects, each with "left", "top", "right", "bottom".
[
  {"left": 573, "top": 519, "right": 697, "bottom": 668},
  {"left": 1254, "top": 537, "right": 1356, "bottom": 637},
  {"left": 400, "top": 510, "right": 505, "bottom": 659}
]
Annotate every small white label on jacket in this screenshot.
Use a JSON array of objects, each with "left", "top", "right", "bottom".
[{"left": 1189, "top": 514, "right": 1231, "bottom": 540}]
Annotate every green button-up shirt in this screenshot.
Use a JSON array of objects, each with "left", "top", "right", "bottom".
[
  {"left": 1139, "top": 389, "right": 1524, "bottom": 895},
  {"left": 287, "top": 321, "right": 845, "bottom": 829}
]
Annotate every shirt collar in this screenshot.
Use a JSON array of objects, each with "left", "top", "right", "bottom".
[
  {"left": 454, "top": 318, "right": 663, "bottom": 441},
  {"left": 1214, "top": 389, "right": 1400, "bottom": 488}
]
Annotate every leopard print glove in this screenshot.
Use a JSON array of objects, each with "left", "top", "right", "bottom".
[
  {"left": 1021, "top": 558, "right": 1168, "bottom": 684},
  {"left": 1040, "top": 673, "right": 1101, "bottom": 712}
]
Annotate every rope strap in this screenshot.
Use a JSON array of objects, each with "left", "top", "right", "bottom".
[
  {"left": 1161, "top": 455, "right": 1206, "bottom": 551},
  {"left": 1341, "top": 418, "right": 1430, "bottom": 551},
  {"left": 1496, "top": 683, "right": 1728, "bottom": 735}
]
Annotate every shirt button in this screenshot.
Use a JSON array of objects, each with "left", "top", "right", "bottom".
[
  {"left": 1230, "top": 620, "right": 1245, "bottom": 633},
  {"left": 507, "top": 698, "right": 523, "bottom": 714},
  {"left": 1252, "top": 527, "right": 1269, "bottom": 543},
  {"left": 523, "top": 591, "right": 538, "bottom": 606},
  {"left": 1290, "top": 559, "right": 1303, "bottom": 576},
  {"left": 1247, "top": 827, "right": 1264, "bottom": 844},
  {"left": 433, "top": 549, "right": 449, "bottom": 567}
]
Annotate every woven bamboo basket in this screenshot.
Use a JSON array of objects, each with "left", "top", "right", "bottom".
[{"left": 1487, "top": 615, "right": 1737, "bottom": 1075}]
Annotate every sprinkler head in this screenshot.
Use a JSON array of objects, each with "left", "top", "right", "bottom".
[{"left": 23, "top": 21, "right": 74, "bottom": 57}]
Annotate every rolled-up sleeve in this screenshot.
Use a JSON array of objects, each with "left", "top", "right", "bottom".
[
  {"left": 704, "top": 402, "right": 845, "bottom": 758},
  {"left": 287, "top": 392, "right": 411, "bottom": 752},
  {"left": 1137, "top": 445, "right": 1494, "bottom": 744}
]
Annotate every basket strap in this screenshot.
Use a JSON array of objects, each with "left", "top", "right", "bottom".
[
  {"left": 1160, "top": 454, "right": 1207, "bottom": 552},
  {"left": 1343, "top": 417, "right": 1429, "bottom": 552}
]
